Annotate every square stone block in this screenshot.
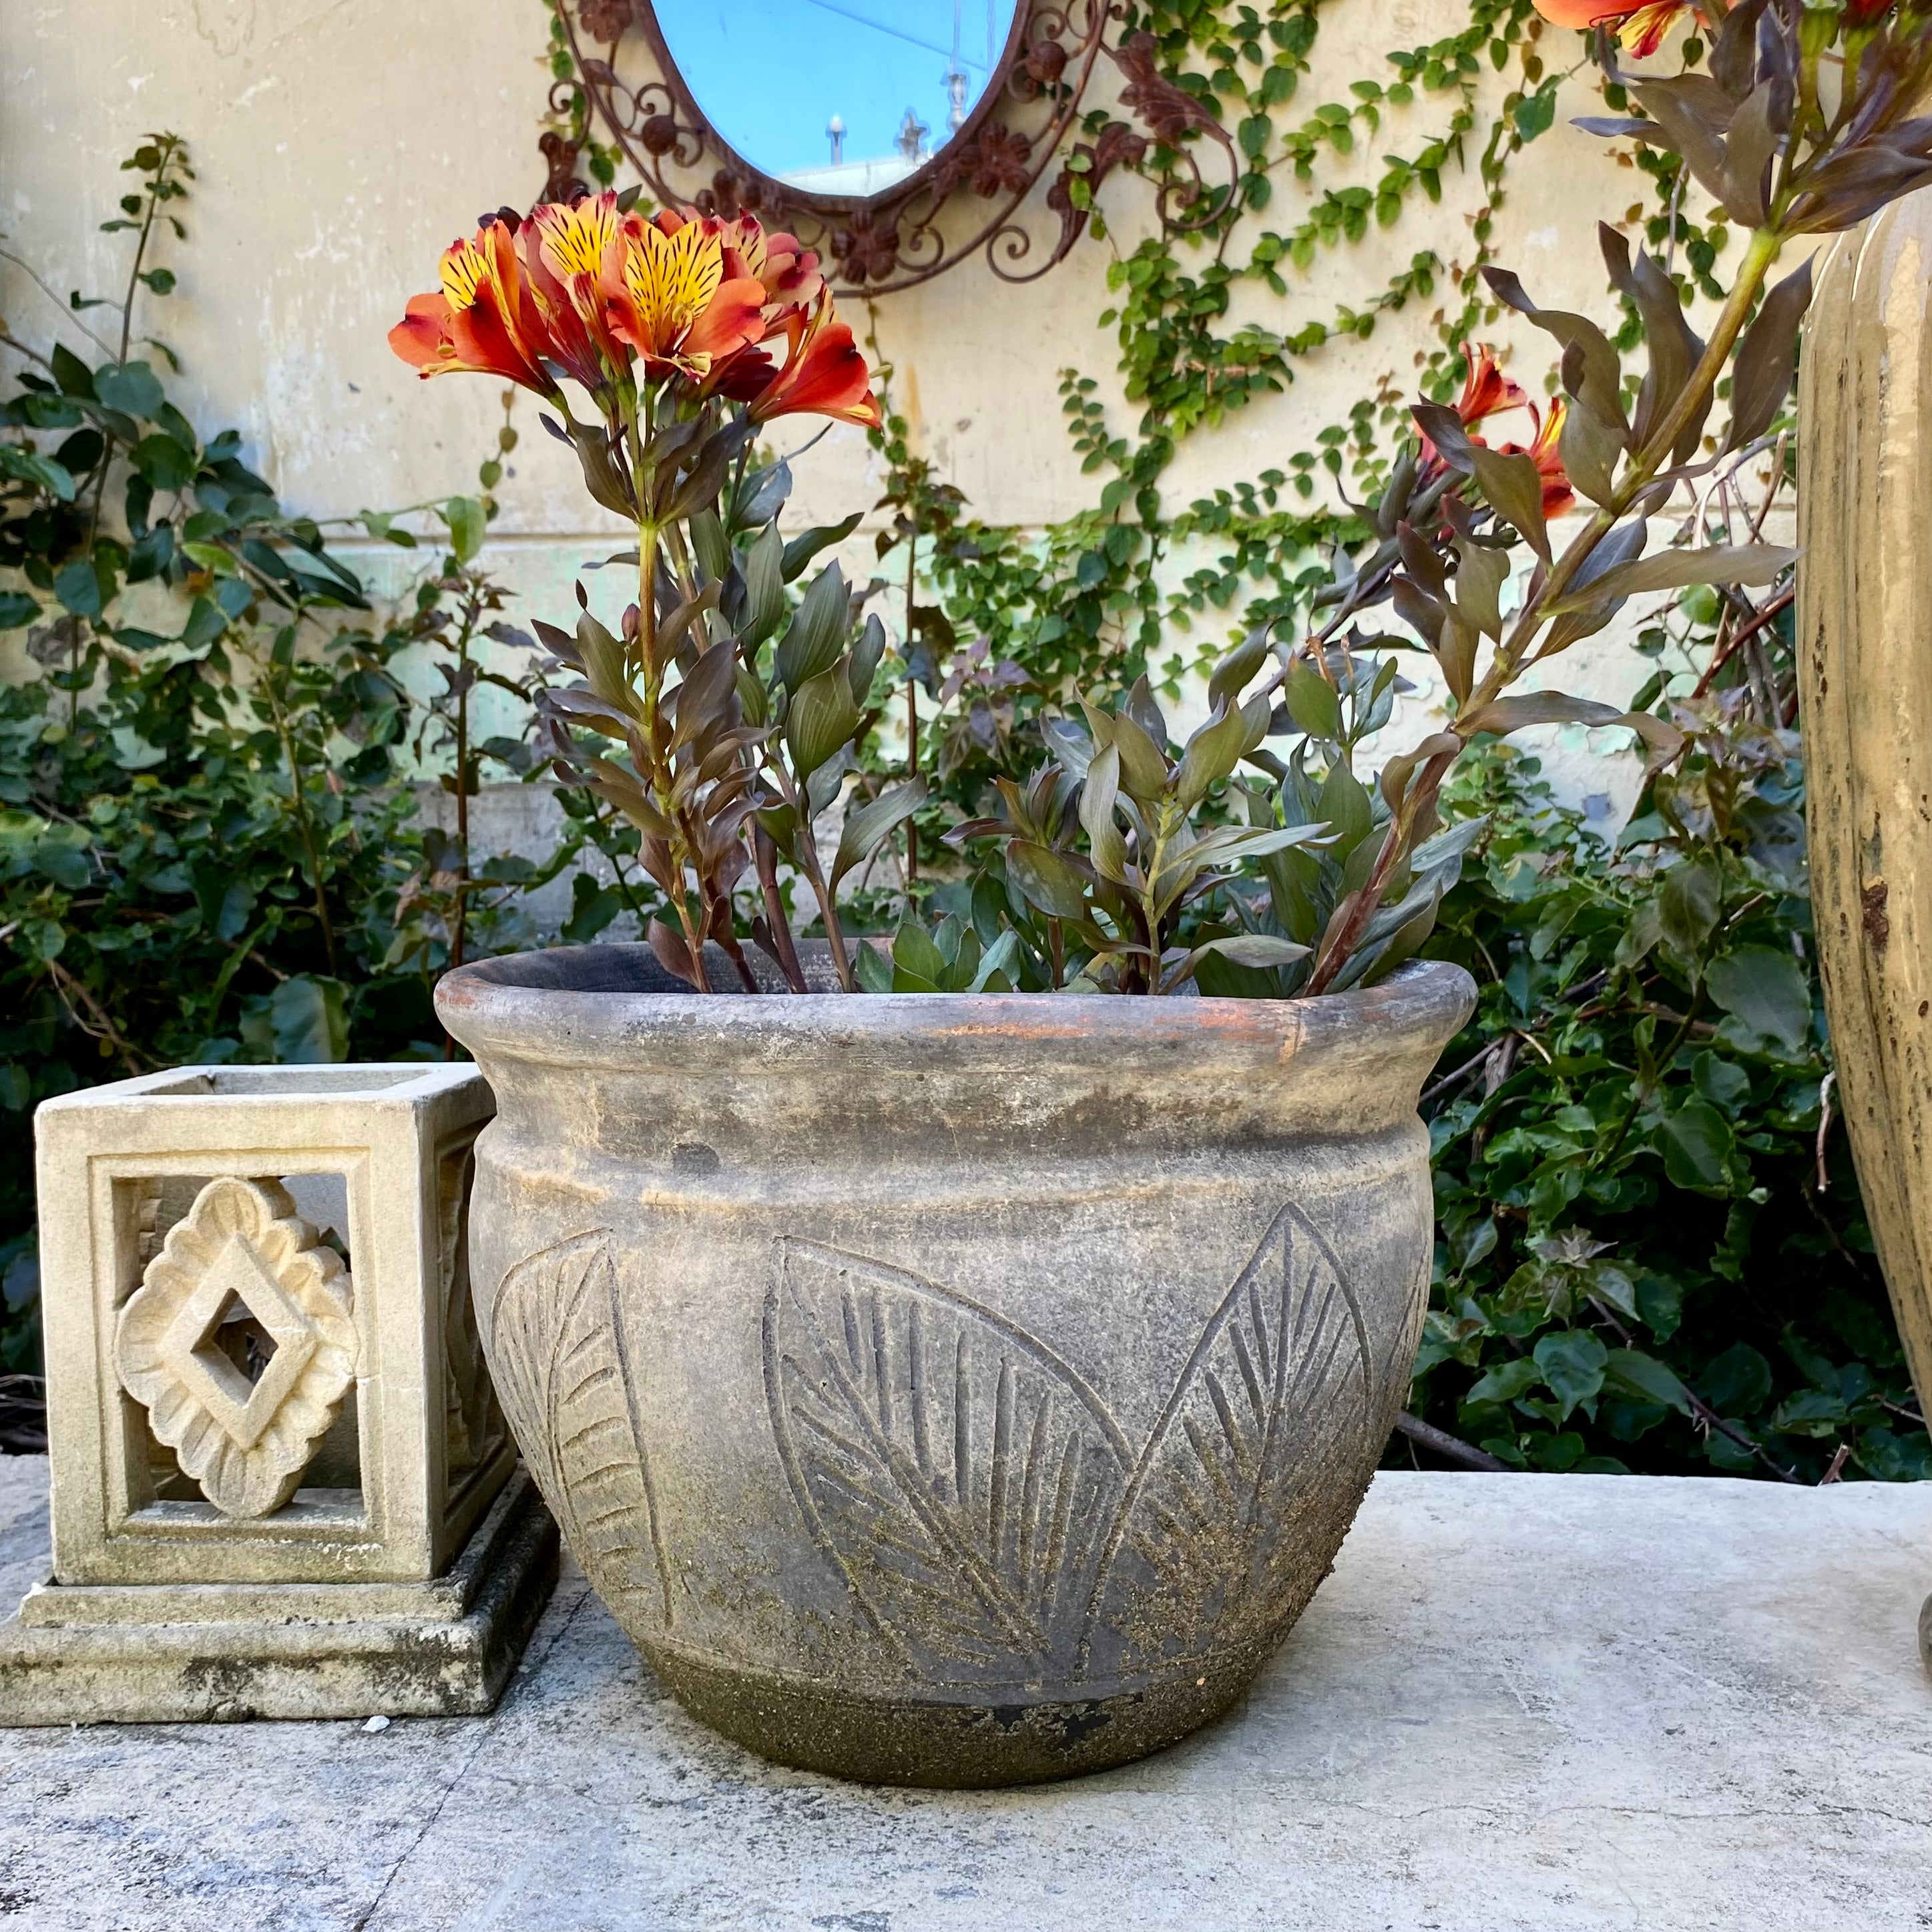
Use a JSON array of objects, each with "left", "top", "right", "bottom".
[{"left": 0, "top": 1063, "right": 558, "bottom": 1722}]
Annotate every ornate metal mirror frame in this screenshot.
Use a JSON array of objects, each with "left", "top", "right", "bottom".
[{"left": 550, "top": 2, "right": 1237, "bottom": 296}]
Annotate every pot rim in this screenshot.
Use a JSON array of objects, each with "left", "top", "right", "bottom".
[{"left": 435, "top": 944, "right": 1477, "bottom": 1069}]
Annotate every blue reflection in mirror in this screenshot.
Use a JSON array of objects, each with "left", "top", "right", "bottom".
[{"left": 653, "top": 0, "right": 1021, "bottom": 196}]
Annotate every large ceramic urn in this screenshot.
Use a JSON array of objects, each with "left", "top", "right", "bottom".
[
  {"left": 436, "top": 947, "right": 1472, "bottom": 1784},
  {"left": 1797, "top": 192, "right": 1932, "bottom": 1453}
]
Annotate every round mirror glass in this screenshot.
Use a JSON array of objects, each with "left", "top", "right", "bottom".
[{"left": 651, "top": 1, "right": 1023, "bottom": 198}]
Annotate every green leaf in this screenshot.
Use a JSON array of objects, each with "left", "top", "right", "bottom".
[
  {"left": 30, "top": 836, "right": 91, "bottom": 889},
  {"left": 1704, "top": 945, "right": 1810, "bottom": 1056},
  {"left": 1513, "top": 88, "right": 1556, "bottom": 140},
  {"left": 1657, "top": 1097, "right": 1734, "bottom": 1193},
  {"left": 831, "top": 779, "right": 925, "bottom": 888},
  {"left": 1193, "top": 933, "right": 1309, "bottom": 970},
  {"left": 855, "top": 939, "right": 895, "bottom": 993},
  {"left": 1547, "top": 544, "right": 1795, "bottom": 614},
  {"left": 49, "top": 344, "right": 94, "bottom": 398},
  {"left": 1007, "top": 840, "right": 1092, "bottom": 921},
  {"left": 781, "top": 512, "right": 862, "bottom": 583},
  {"left": 1281, "top": 662, "right": 1343, "bottom": 740},
  {"left": 179, "top": 594, "right": 228, "bottom": 648},
  {"left": 93, "top": 360, "right": 166, "bottom": 419},
  {"left": 131, "top": 431, "right": 196, "bottom": 490},
  {"left": 784, "top": 661, "right": 861, "bottom": 776},
  {"left": 53, "top": 557, "right": 103, "bottom": 619},
  {"left": 775, "top": 563, "right": 849, "bottom": 692},
  {"left": 1700, "top": 1343, "right": 1771, "bottom": 1416},
  {"left": 740, "top": 523, "right": 787, "bottom": 650},
  {"left": 1466, "top": 1357, "right": 1540, "bottom": 1407},
  {"left": 1469, "top": 447, "right": 1549, "bottom": 561},
  {"left": 442, "top": 495, "right": 487, "bottom": 563},
  {"left": 889, "top": 915, "right": 949, "bottom": 991},
  {"left": 0, "top": 591, "right": 42, "bottom": 630},
  {"left": 267, "top": 975, "right": 348, "bottom": 1063},
  {"left": 1533, "top": 1329, "right": 1608, "bottom": 1420},
  {"left": 0, "top": 444, "right": 78, "bottom": 502},
  {"left": 1658, "top": 857, "right": 1722, "bottom": 957},
  {"left": 1604, "top": 1348, "right": 1692, "bottom": 1415}
]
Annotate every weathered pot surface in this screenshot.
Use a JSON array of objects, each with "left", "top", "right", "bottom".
[{"left": 436, "top": 945, "right": 1474, "bottom": 1786}]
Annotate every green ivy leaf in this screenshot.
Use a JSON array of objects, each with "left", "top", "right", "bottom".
[
  {"left": 1533, "top": 1329, "right": 1609, "bottom": 1419},
  {"left": 264, "top": 975, "right": 348, "bottom": 1063},
  {"left": 1465, "top": 1356, "right": 1540, "bottom": 1407},
  {"left": 1656, "top": 1097, "right": 1735, "bottom": 1193},
  {"left": 441, "top": 495, "right": 487, "bottom": 563},
  {"left": 1704, "top": 945, "right": 1811, "bottom": 1056},
  {"left": 1700, "top": 1342, "right": 1771, "bottom": 1416},
  {"left": 93, "top": 360, "right": 166, "bottom": 419}
]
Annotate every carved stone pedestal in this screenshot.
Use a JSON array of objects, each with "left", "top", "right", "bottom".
[{"left": 0, "top": 1064, "right": 557, "bottom": 1722}]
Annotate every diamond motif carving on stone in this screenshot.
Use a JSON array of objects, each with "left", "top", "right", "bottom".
[{"left": 114, "top": 1176, "right": 358, "bottom": 1518}]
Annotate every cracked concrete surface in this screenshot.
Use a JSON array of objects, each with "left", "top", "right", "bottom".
[{"left": 0, "top": 1456, "right": 1928, "bottom": 1930}]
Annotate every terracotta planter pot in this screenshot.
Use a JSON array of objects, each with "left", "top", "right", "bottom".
[{"left": 436, "top": 947, "right": 1473, "bottom": 1785}]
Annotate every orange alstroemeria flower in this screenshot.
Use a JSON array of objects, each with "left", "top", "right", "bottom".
[
  {"left": 603, "top": 208, "right": 768, "bottom": 381},
  {"left": 1454, "top": 344, "right": 1528, "bottom": 430},
  {"left": 391, "top": 198, "right": 881, "bottom": 433},
  {"left": 388, "top": 218, "right": 559, "bottom": 400},
  {"left": 1419, "top": 344, "right": 1527, "bottom": 477},
  {"left": 1532, "top": 0, "right": 1694, "bottom": 57},
  {"left": 1499, "top": 397, "right": 1577, "bottom": 519},
  {"left": 717, "top": 215, "right": 825, "bottom": 318},
  {"left": 523, "top": 192, "right": 634, "bottom": 391},
  {"left": 745, "top": 292, "right": 882, "bottom": 430}
]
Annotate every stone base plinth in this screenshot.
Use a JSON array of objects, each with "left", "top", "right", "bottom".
[{"left": 0, "top": 1471, "right": 556, "bottom": 1724}]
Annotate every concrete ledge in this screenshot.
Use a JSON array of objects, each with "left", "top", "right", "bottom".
[
  {"left": 0, "top": 1469, "right": 557, "bottom": 1724},
  {"left": 0, "top": 1458, "right": 1927, "bottom": 1930}
]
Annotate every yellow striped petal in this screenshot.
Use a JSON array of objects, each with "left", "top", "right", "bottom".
[{"left": 624, "top": 219, "right": 725, "bottom": 358}]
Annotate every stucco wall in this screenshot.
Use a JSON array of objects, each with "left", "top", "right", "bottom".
[{"left": 1, "top": 0, "right": 1730, "bottom": 817}]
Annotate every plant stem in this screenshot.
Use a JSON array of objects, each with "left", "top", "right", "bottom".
[
  {"left": 260, "top": 645, "right": 339, "bottom": 977},
  {"left": 752, "top": 824, "right": 809, "bottom": 993},
  {"left": 903, "top": 533, "right": 919, "bottom": 887},
  {"left": 451, "top": 581, "right": 474, "bottom": 976}
]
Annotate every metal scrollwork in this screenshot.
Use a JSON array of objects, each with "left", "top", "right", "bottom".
[{"left": 551, "top": 1, "right": 1238, "bottom": 299}]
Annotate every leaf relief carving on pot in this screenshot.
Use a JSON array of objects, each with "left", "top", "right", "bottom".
[
  {"left": 488, "top": 1229, "right": 674, "bottom": 1628},
  {"left": 1079, "top": 1202, "right": 1373, "bottom": 1680},
  {"left": 766, "top": 1205, "right": 1375, "bottom": 1691},
  {"left": 764, "top": 1239, "right": 1134, "bottom": 1688}
]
